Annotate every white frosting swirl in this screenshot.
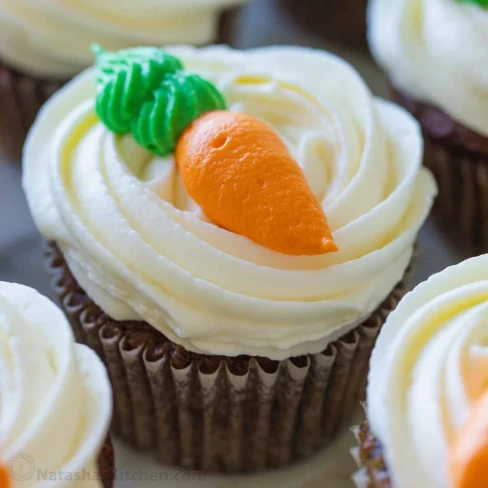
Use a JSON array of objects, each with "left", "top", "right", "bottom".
[
  {"left": 23, "top": 46, "right": 436, "bottom": 360},
  {"left": 367, "top": 256, "right": 488, "bottom": 488},
  {"left": 0, "top": 282, "right": 112, "bottom": 488},
  {"left": 0, "top": 0, "right": 245, "bottom": 78},
  {"left": 368, "top": 0, "right": 488, "bottom": 137}
]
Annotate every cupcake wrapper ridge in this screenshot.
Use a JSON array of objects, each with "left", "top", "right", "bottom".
[
  {"left": 45, "top": 242, "right": 411, "bottom": 474},
  {"left": 391, "top": 86, "right": 488, "bottom": 251},
  {"left": 0, "top": 64, "right": 64, "bottom": 162},
  {"left": 98, "top": 436, "right": 115, "bottom": 488},
  {"left": 424, "top": 140, "right": 488, "bottom": 250}
]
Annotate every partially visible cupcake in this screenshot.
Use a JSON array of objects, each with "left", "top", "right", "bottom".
[
  {"left": 0, "top": 282, "right": 114, "bottom": 488},
  {"left": 0, "top": 0, "right": 247, "bottom": 161},
  {"left": 369, "top": 0, "right": 488, "bottom": 250},
  {"left": 353, "top": 256, "right": 488, "bottom": 487},
  {"left": 281, "top": 0, "right": 368, "bottom": 48},
  {"left": 24, "top": 44, "right": 435, "bottom": 472}
]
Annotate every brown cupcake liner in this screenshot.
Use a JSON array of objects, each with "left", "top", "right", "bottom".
[
  {"left": 0, "top": 64, "right": 65, "bottom": 162},
  {"left": 98, "top": 436, "right": 116, "bottom": 488},
  {"left": 351, "top": 416, "right": 391, "bottom": 488},
  {"left": 423, "top": 140, "right": 488, "bottom": 251},
  {"left": 391, "top": 87, "right": 488, "bottom": 252},
  {"left": 280, "top": 0, "right": 368, "bottom": 49},
  {"left": 45, "top": 241, "right": 411, "bottom": 473}
]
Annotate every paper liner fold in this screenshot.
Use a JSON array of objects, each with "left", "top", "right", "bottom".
[
  {"left": 391, "top": 86, "right": 488, "bottom": 252},
  {"left": 0, "top": 64, "right": 64, "bottom": 161},
  {"left": 424, "top": 140, "right": 488, "bottom": 250},
  {"left": 98, "top": 436, "right": 115, "bottom": 488},
  {"left": 45, "top": 242, "right": 410, "bottom": 473}
]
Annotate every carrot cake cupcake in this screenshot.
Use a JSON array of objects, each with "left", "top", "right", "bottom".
[
  {"left": 354, "top": 255, "right": 488, "bottom": 487},
  {"left": 24, "top": 45, "right": 436, "bottom": 472}
]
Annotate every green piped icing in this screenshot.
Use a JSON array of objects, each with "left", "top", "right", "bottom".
[
  {"left": 93, "top": 45, "right": 226, "bottom": 156},
  {"left": 131, "top": 72, "right": 227, "bottom": 156},
  {"left": 457, "top": 0, "right": 488, "bottom": 7}
]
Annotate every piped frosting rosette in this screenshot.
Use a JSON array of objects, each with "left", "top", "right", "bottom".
[
  {"left": 0, "top": 282, "right": 112, "bottom": 488},
  {"left": 0, "top": 0, "right": 245, "bottom": 78},
  {"left": 23, "top": 45, "right": 436, "bottom": 361},
  {"left": 367, "top": 256, "right": 488, "bottom": 488},
  {"left": 368, "top": 0, "right": 488, "bottom": 136}
]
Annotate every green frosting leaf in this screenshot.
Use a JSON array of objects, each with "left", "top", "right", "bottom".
[
  {"left": 457, "top": 0, "right": 488, "bottom": 7},
  {"left": 93, "top": 45, "right": 227, "bottom": 156}
]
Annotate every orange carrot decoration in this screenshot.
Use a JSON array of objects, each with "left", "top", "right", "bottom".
[
  {"left": 450, "top": 390, "right": 488, "bottom": 488},
  {"left": 176, "top": 111, "right": 337, "bottom": 256},
  {"left": 94, "top": 48, "right": 336, "bottom": 255},
  {"left": 0, "top": 464, "right": 10, "bottom": 488}
]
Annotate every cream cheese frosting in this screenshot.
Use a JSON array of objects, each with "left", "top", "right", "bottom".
[
  {"left": 0, "top": 0, "right": 245, "bottom": 78},
  {"left": 0, "top": 282, "right": 112, "bottom": 488},
  {"left": 23, "top": 45, "right": 437, "bottom": 360},
  {"left": 367, "top": 256, "right": 488, "bottom": 488},
  {"left": 368, "top": 0, "right": 488, "bottom": 137}
]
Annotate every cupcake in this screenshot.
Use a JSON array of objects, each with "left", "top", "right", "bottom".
[
  {"left": 281, "top": 0, "right": 368, "bottom": 48},
  {"left": 0, "top": 0, "right": 246, "bottom": 161},
  {"left": 369, "top": 0, "right": 488, "bottom": 250},
  {"left": 23, "top": 44, "right": 436, "bottom": 472},
  {"left": 353, "top": 256, "right": 488, "bottom": 487},
  {"left": 0, "top": 282, "right": 114, "bottom": 488}
]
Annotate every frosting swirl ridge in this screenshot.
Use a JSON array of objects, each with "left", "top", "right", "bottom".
[
  {"left": 23, "top": 46, "right": 436, "bottom": 360},
  {"left": 368, "top": 0, "right": 488, "bottom": 136},
  {"left": 368, "top": 257, "right": 488, "bottom": 488},
  {"left": 0, "top": 282, "right": 112, "bottom": 488},
  {"left": 0, "top": 0, "right": 245, "bottom": 77}
]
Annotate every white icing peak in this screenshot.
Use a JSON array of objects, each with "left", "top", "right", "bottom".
[
  {"left": 0, "top": 0, "right": 245, "bottom": 78},
  {"left": 23, "top": 45, "right": 436, "bottom": 360},
  {"left": 0, "top": 282, "right": 112, "bottom": 488},
  {"left": 368, "top": 0, "right": 488, "bottom": 137},
  {"left": 367, "top": 256, "right": 488, "bottom": 488}
]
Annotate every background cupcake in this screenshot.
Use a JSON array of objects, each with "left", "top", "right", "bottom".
[
  {"left": 369, "top": 0, "right": 488, "bottom": 251},
  {"left": 0, "top": 0, "right": 247, "bottom": 161},
  {"left": 24, "top": 44, "right": 435, "bottom": 473},
  {"left": 0, "top": 282, "right": 114, "bottom": 488},
  {"left": 353, "top": 255, "right": 488, "bottom": 487},
  {"left": 281, "top": 0, "right": 368, "bottom": 48}
]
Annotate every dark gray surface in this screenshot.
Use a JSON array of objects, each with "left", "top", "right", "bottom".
[{"left": 0, "top": 163, "right": 56, "bottom": 299}]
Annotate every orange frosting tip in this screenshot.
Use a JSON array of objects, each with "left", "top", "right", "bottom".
[
  {"left": 0, "top": 463, "right": 10, "bottom": 488},
  {"left": 176, "top": 111, "right": 337, "bottom": 256},
  {"left": 450, "top": 390, "right": 488, "bottom": 488}
]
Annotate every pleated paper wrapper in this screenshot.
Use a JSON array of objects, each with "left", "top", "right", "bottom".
[
  {"left": 45, "top": 242, "right": 411, "bottom": 474},
  {"left": 0, "top": 64, "right": 64, "bottom": 162},
  {"left": 392, "top": 86, "right": 488, "bottom": 252},
  {"left": 98, "top": 436, "right": 116, "bottom": 488},
  {"left": 424, "top": 139, "right": 488, "bottom": 251}
]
